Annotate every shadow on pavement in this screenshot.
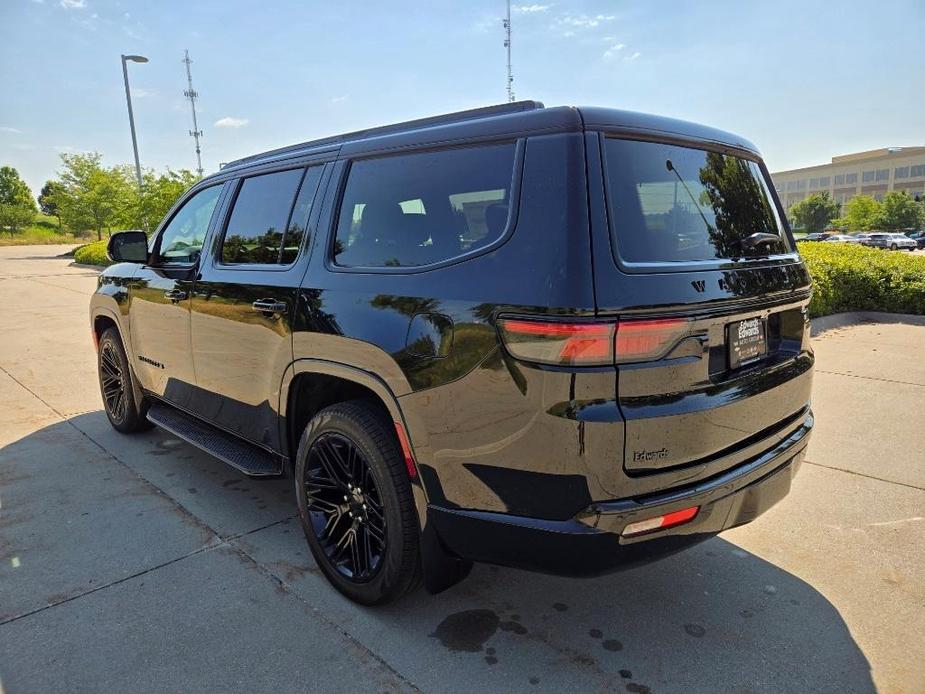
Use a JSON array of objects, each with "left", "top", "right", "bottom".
[{"left": 1, "top": 412, "right": 874, "bottom": 693}]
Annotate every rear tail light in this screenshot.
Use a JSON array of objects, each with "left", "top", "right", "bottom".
[
  {"left": 621, "top": 506, "right": 699, "bottom": 537},
  {"left": 497, "top": 316, "right": 688, "bottom": 366}
]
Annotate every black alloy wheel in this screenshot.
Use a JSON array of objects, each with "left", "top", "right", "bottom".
[
  {"left": 304, "top": 432, "right": 386, "bottom": 581},
  {"left": 295, "top": 401, "right": 421, "bottom": 605},
  {"left": 97, "top": 327, "right": 151, "bottom": 433}
]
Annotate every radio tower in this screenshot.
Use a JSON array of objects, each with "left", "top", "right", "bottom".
[
  {"left": 503, "top": 0, "right": 514, "bottom": 102},
  {"left": 182, "top": 50, "right": 204, "bottom": 177}
]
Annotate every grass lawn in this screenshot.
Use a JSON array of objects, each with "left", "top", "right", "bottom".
[{"left": 0, "top": 213, "right": 89, "bottom": 246}]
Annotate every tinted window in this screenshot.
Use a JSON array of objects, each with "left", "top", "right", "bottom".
[
  {"left": 221, "top": 169, "right": 303, "bottom": 264},
  {"left": 603, "top": 138, "right": 791, "bottom": 263},
  {"left": 333, "top": 143, "right": 517, "bottom": 268},
  {"left": 281, "top": 166, "right": 324, "bottom": 264},
  {"left": 158, "top": 185, "right": 222, "bottom": 264}
]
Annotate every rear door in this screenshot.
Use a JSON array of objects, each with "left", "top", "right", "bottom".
[
  {"left": 189, "top": 164, "right": 328, "bottom": 450},
  {"left": 588, "top": 133, "right": 814, "bottom": 475}
]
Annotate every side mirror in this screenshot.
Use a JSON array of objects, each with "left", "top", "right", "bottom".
[{"left": 107, "top": 230, "right": 149, "bottom": 263}]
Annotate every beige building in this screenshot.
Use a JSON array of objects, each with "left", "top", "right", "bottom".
[{"left": 771, "top": 146, "right": 925, "bottom": 213}]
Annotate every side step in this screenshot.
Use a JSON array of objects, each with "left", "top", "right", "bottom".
[{"left": 146, "top": 402, "right": 283, "bottom": 477}]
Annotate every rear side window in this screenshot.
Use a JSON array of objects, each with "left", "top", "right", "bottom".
[
  {"left": 221, "top": 168, "right": 304, "bottom": 264},
  {"left": 603, "top": 138, "right": 792, "bottom": 263},
  {"left": 333, "top": 143, "right": 517, "bottom": 268}
]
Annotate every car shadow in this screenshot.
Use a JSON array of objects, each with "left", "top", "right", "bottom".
[{"left": 2, "top": 412, "right": 875, "bottom": 693}]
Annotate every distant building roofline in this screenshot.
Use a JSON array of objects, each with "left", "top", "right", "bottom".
[{"left": 772, "top": 146, "right": 925, "bottom": 176}]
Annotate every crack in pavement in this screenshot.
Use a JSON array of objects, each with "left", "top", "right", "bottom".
[
  {"left": 803, "top": 458, "right": 925, "bottom": 492},
  {"left": 815, "top": 369, "right": 925, "bottom": 388}
]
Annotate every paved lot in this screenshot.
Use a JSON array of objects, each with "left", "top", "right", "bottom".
[{"left": 1, "top": 245, "right": 923, "bottom": 693}]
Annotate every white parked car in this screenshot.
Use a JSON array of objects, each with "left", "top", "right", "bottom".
[
  {"left": 825, "top": 234, "right": 859, "bottom": 243},
  {"left": 866, "top": 233, "right": 917, "bottom": 251}
]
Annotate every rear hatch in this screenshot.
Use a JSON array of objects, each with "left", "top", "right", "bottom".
[{"left": 589, "top": 133, "right": 814, "bottom": 475}]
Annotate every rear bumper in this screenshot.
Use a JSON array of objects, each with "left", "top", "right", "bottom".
[{"left": 429, "top": 410, "right": 812, "bottom": 576}]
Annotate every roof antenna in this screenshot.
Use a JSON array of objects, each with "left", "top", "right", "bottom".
[
  {"left": 183, "top": 49, "right": 204, "bottom": 178},
  {"left": 503, "top": 0, "right": 515, "bottom": 102}
]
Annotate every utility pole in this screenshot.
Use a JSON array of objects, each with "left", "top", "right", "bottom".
[
  {"left": 120, "top": 54, "right": 148, "bottom": 191},
  {"left": 183, "top": 50, "right": 204, "bottom": 178},
  {"left": 503, "top": 0, "right": 514, "bottom": 103}
]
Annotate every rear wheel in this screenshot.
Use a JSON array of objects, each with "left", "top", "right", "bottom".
[
  {"left": 97, "top": 327, "right": 151, "bottom": 433},
  {"left": 891, "top": 243, "right": 898, "bottom": 251},
  {"left": 295, "top": 401, "right": 421, "bottom": 605}
]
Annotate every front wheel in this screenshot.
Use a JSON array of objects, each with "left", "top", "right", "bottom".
[
  {"left": 891, "top": 243, "right": 898, "bottom": 251},
  {"left": 295, "top": 401, "right": 421, "bottom": 605},
  {"left": 97, "top": 327, "right": 151, "bottom": 433}
]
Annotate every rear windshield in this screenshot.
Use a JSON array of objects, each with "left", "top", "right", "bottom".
[{"left": 603, "top": 138, "right": 792, "bottom": 263}]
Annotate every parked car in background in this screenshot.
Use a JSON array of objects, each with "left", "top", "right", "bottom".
[
  {"left": 803, "top": 232, "right": 834, "bottom": 242},
  {"left": 854, "top": 233, "right": 872, "bottom": 245},
  {"left": 824, "top": 234, "right": 858, "bottom": 243},
  {"left": 867, "top": 233, "right": 917, "bottom": 251},
  {"left": 910, "top": 232, "right": 925, "bottom": 250}
]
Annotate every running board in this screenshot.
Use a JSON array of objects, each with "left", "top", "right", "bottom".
[{"left": 146, "top": 402, "right": 283, "bottom": 477}]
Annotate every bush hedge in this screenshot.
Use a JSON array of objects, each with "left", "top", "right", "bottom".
[
  {"left": 73, "top": 239, "right": 109, "bottom": 266},
  {"left": 797, "top": 242, "right": 925, "bottom": 317}
]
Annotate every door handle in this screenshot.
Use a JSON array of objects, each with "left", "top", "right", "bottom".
[
  {"left": 252, "top": 299, "right": 287, "bottom": 314},
  {"left": 164, "top": 289, "right": 188, "bottom": 303}
]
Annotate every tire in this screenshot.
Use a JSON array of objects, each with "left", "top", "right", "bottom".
[
  {"left": 295, "top": 400, "right": 421, "bottom": 605},
  {"left": 97, "top": 327, "right": 152, "bottom": 433},
  {"left": 891, "top": 243, "right": 898, "bottom": 251}
]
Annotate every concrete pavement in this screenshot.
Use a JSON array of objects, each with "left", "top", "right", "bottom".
[{"left": 0, "top": 245, "right": 922, "bottom": 693}]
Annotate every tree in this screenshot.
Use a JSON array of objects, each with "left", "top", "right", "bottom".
[
  {"left": 838, "top": 195, "right": 882, "bottom": 231},
  {"left": 0, "top": 166, "right": 37, "bottom": 237},
  {"left": 55, "top": 153, "right": 133, "bottom": 240},
  {"left": 878, "top": 191, "right": 922, "bottom": 231},
  {"left": 118, "top": 168, "right": 199, "bottom": 231},
  {"left": 788, "top": 191, "right": 840, "bottom": 233},
  {"left": 38, "top": 180, "right": 65, "bottom": 229}
]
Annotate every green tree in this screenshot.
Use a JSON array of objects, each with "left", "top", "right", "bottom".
[
  {"left": 38, "top": 180, "right": 65, "bottom": 229},
  {"left": 118, "top": 168, "right": 198, "bottom": 231},
  {"left": 0, "top": 166, "right": 37, "bottom": 237},
  {"left": 878, "top": 191, "right": 922, "bottom": 231},
  {"left": 838, "top": 194, "right": 882, "bottom": 231},
  {"left": 55, "top": 153, "right": 133, "bottom": 240},
  {"left": 788, "top": 191, "right": 840, "bottom": 233}
]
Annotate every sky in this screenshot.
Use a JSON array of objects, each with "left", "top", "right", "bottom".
[{"left": 1, "top": 0, "right": 923, "bottom": 197}]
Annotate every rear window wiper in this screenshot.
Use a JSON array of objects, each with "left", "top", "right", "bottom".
[{"left": 728, "top": 233, "right": 781, "bottom": 261}]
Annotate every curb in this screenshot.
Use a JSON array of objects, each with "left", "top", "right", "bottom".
[{"left": 810, "top": 311, "right": 925, "bottom": 336}]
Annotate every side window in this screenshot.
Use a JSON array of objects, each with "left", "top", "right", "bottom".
[
  {"left": 281, "top": 166, "right": 324, "bottom": 264},
  {"left": 332, "top": 143, "right": 517, "bottom": 268},
  {"left": 221, "top": 168, "right": 304, "bottom": 265},
  {"left": 157, "top": 185, "right": 222, "bottom": 265}
]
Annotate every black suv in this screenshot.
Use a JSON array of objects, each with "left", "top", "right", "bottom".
[{"left": 91, "top": 102, "right": 814, "bottom": 605}]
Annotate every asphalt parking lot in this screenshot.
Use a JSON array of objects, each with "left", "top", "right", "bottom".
[{"left": 1, "top": 245, "right": 923, "bottom": 694}]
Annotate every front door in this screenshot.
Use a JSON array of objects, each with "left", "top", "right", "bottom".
[
  {"left": 190, "top": 165, "right": 327, "bottom": 451},
  {"left": 129, "top": 183, "right": 225, "bottom": 410}
]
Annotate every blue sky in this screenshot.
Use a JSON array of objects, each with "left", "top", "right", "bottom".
[{"left": 2, "top": 0, "right": 923, "bottom": 197}]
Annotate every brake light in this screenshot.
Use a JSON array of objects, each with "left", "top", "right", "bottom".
[
  {"left": 497, "top": 319, "right": 616, "bottom": 366},
  {"left": 497, "top": 316, "right": 689, "bottom": 366},
  {"left": 615, "top": 318, "right": 687, "bottom": 362},
  {"left": 621, "top": 506, "right": 699, "bottom": 537}
]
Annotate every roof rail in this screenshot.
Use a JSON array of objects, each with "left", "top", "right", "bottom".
[{"left": 222, "top": 100, "right": 545, "bottom": 170}]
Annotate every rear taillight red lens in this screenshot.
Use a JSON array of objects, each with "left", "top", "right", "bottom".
[
  {"left": 614, "top": 318, "right": 687, "bottom": 362},
  {"left": 497, "top": 319, "right": 616, "bottom": 366},
  {"left": 497, "top": 316, "right": 688, "bottom": 366}
]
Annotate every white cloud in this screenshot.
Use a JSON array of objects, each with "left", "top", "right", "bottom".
[
  {"left": 0, "top": 126, "right": 23, "bottom": 134},
  {"left": 603, "top": 43, "right": 625, "bottom": 59},
  {"left": 330, "top": 95, "right": 348, "bottom": 104},
  {"left": 59, "top": 0, "right": 86, "bottom": 8},
  {"left": 514, "top": 4, "right": 551, "bottom": 13},
  {"left": 214, "top": 116, "right": 249, "bottom": 128},
  {"left": 628, "top": 51, "right": 641, "bottom": 60}
]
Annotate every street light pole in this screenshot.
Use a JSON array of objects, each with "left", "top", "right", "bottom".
[{"left": 120, "top": 54, "right": 148, "bottom": 192}]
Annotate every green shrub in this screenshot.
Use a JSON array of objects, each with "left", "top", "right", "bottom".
[
  {"left": 797, "top": 242, "right": 925, "bottom": 317},
  {"left": 73, "top": 239, "right": 110, "bottom": 266}
]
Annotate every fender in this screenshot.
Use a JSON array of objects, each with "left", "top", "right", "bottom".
[
  {"left": 277, "top": 358, "right": 471, "bottom": 593},
  {"left": 89, "top": 301, "right": 146, "bottom": 417}
]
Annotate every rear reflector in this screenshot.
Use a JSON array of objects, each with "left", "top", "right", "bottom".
[
  {"left": 497, "top": 316, "right": 689, "bottom": 366},
  {"left": 393, "top": 421, "right": 417, "bottom": 479},
  {"left": 621, "top": 506, "right": 699, "bottom": 537}
]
